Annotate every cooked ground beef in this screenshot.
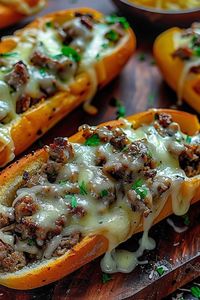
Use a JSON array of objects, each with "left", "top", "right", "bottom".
[
  {"left": 0, "top": 213, "right": 10, "bottom": 229},
  {"left": 179, "top": 144, "right": 200, "bottom": 177},
  {"left": 5, "top": 61, "right": 29, "bottom": 91},
  {"left": 80, "top": 124, "right": 129, "bottom": 151},
  {"left": 190, "top": 65, "right": 200, "bottom": 74},
  {"left": 127, "top": 189, "right": 150, "bottom": 213},
  {"left": 172, "top": 47, "right": 193, "bottom": 60},
  {"left": 0, "top": 240, "right": 26, "bottom": 272},
  {"left": 14, "top": 195, "right": 38, "bottom": 222},
  {"left": 53, "top": 232, "right": 81, "bottom": 257},
  {"left": 48, "top": 137, "right": 74, "bottom": 164},
  {"left": 193, "top": 81, "right": 200, "bottom": 95},
  {"left": 59, "top": 14, "right": 93, "bottom": 47},
  {"left": 42, "top": 161, "right": 61, "bottom": 183}
]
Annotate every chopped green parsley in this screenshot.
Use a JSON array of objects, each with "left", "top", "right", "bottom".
[
  {"left": 102, "top": 273, "right": 112, "bottom": 284},
  {"left": 185, "top": 135, "right": 192, "bottom": 144},
  {"left": 0, "top": 52, "right": 18, "bottom": 58},
  {"left": 65, "top": 194, "right": 77, "bottom": 208},
  {"left": 100, "top": 189, "right": 108, "bottom": 197},
  {"left": 59, "top": 180, "right": 68, "bottom": 186},
  {"left": 132, "top": 179, "right": 148, "bottom": 199},
  {"left": 156, "top": 266, "right": 165, "bottom": 276},
  {"left": 85, "top": 134, "right": 101, "bottom": 146},
  {"left": 138, "top": 53, "right": 146, "bottom": 61},
  {"left": 45, "top": 21, "right": 53, "bottom": 28},
  {"left": 182, "top": 214, "right": 190, "bottom": 226},
  {"left": 105, "top": 30, "right": 119, "bottom": 42},
  {"left": 110, "top": 98, "right": 126, "bottom": 118},
  {"left": 79, "top": 181, "right": 87, "bottom": 195},
  {"left": 61, "top": 46, "right": 81, "bottom": 62},
  {"left": 105, "top": 15, "right": 129, "bottom": 29},
  {"left": 190, "top": 286, "right": 200, "bottom": 298}
]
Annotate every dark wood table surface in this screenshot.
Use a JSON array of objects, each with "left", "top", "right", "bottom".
[{"left": 0, "top": 0, "right": 200, "bottom": 299}]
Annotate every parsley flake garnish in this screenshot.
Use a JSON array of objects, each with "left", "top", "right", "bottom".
[
  {"left": 45, "top": 21, "right": 53, "bottom": 28},
  {"left": 132, "top": 179, "right": 147, "bottom": 199},
  {"left": 71, "top": 195, "right": 77, "bottom": 208},
  {"left": 85, "top": 134, "right": 101, "bottom": 146},
  {"left": 61, "top": 46, "right": 81, "bottom": 62},
  {"left": 110, "top": 98, "right": 126, "bottom": 118},
  {"left": 39, "top": 68, "right": 47, "bottom": 77},
  {"left": 27, "top": 238, "right": 36, "bottom": 246},
  {"left": 156, "top": 266, "right": 165, "bottom": 276},
  {"left": 148, "top": 93, "right": 155, "bottom": 107},
  {"left": 182, "top": 214, "right": 190, "bottom": 226},
  {"left": 105, "top": 30, "right": 119, "bottom": 42},
  {"left": 102, "top": 43, "right": 109, "bottom": 49},
  {"left": 150, "top": 59, "right": 156, "bottom": 65},
  {"left": 185, "top": 135, "right": 192, "bottom": 144},
  {"left": 0, "top": 52, "right": 18, "bottom": 58},
  {"left": 102, "top": 273, "right": 112, "bottom": 284},
  {"left": 79, "top": 181, "right": 87, "bottom": 195},
  {"left": 105, "top": 15, "right": 129, "bottom": 29},
  {"left": 132, "top": 178, "right": 144, "bottom": 189},
  {"left": 191, "top": 286, "right": 200, "bottom": 298},
  {"left": 191, "top": 35, "right": 198, "bottom": 47},
  {"left": 65, "top": 194, "right": 77, "bottom": 208},
  {"left": 95, "top": 53, "right": 101, "bottom": 60},
  {"left": 100, "top": 189, "right": 108, "bottom": 197},
  {"left": 138, "top": 53, "right": 146, "bottom": 61},
  {"left": 52, "top": 53, "right": 63, "bottom": 60},
  {"left": 59, "top": 180, "right": 67, "bottom": 186},
  {"left": 135, "top": 187, "right": 148, "bottom": 199},
  {"left": 195, "top": 47, "right": 200, "bottom": 57}
]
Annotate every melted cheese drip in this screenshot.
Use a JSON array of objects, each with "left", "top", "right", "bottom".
[
  {"left": 0, "top": 16, "right": 129, "bottom": 166},
  {"left": 0, "top": 0, "right": 46, "bottom": 15},
  {"left": 5, "top": 120, "right": 198, "bottom": 274}
]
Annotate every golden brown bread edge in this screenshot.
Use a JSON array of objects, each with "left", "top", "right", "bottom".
[
  {"left": 0, "top": 108, "right": 199, "bottom": 290},
  {"left": 0, "top": 7, "right": 136, "bottom": 166}
]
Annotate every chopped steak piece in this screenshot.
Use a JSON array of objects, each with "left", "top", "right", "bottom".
[
  {"left": 42, "top": 161, "right": 61, "bottom": 183},
  {"left": 16, "top": 94, "right": 31, "bottom": 114},
  {"left": 155, "top": 113, "right": 172, "bottom": 128},
  {"left": 172, "top": 47, "right": 193, "bottom": 60},
  {"left": 48, "top": 137, "right": 74, "bottom": 164},
  {"left": 53, "top": 232, "right": 81, "bottom": 257},
  {"left": 14, "top": 195, "right": 38, "bottom": 222},
  {"left": 0, "top": 241, "right": 26, "bottom": 272},
  {"left": 179, "top": 144, "right": 200, "bottom": 177},
  {"left": 0, "top": 213, "right": 10, "bottom": 229},
  {"left": 5, "top": 61, "right": 29, "bottom": 91}
]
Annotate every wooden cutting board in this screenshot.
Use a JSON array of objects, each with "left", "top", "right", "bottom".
[{"left": 0, "top": 0, "right": 199, "bottom": 299}]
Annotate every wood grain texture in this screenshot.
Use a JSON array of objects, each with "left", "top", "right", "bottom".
[{"left": 0, "top": 0, "right": 199, "bottom": 299}]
